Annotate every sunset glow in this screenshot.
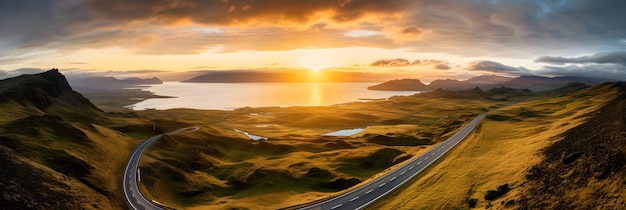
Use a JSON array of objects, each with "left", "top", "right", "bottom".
[{"left": 1, "top": 1, "right": 625, "bottom": 81}]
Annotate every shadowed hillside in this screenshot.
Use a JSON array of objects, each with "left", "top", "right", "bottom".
[
  {"left": 518, "top": 82, "right": 626, "bottom": 209},
  {"left": 0, "top": 70, "right": 160, "bottom": 209}
]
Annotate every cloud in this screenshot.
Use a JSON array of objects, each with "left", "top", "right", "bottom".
[
  {"left": 371, "top": 58, "right": 412, "bottom": 67},
  {"left": 345, "top": 30, "right": 384, "bottom": 38},
  {"left": 2, "top": 0, "right": 626, "bottom": 65},
  {"left": 371, "top": 58, "right": 451, "bottom": 69},
  {"left": 88, "top": 0, "right": 416, "bottom": 27},
  {"left": 383, "top": 25, "right": 425, "bottom": 43},
  {"left": 466, "top": 60, "right": 532, "bottom": 75},
  {"left": 532, "top": 51, "right": 626, "bottom": 80},
  {"left": 536, "top": 64, "right": 626, "bottom": 80},
  {"left": 0, "top": 68, "right": 46, "bottom": 79},
  {"left": 434, "top": 63, "right": 451, "bottom": 70},
  {"left": 535, "top": 51, "right": 626, "bottom": 66}
]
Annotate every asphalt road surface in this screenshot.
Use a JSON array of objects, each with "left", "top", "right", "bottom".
[
  {"left": 299, "top": 112, "right": 488, "bottom": 210},
  {"left": 123, "top": 127, "right": 199, "bottom": 210}
]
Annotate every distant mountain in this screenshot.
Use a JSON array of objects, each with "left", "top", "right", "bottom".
[
  {"left": 368, "top": 75, "right": 613, "bottom": 92},
  {"left": 67, "top": 76, "right": 162, "bottom": 90},
  {"left": 182, "top": 70, "right": 384, "bottom": 83},
  {"left": 498, "top": 76, "right": 608, "bottom": 91},
  {"left": 66, "top": 76, "right": 166, "bottom": 111},
  {"left": 183, "top": 70, "right": 307, "bottom": 83},
  {"left": 367, "top": 79, "right": 428, "bottom": 91}
]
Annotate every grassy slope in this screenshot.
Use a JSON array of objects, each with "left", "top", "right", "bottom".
[
  {"left": 134, "top": 92, "right": 526, "bottom": 209},
  {"left": 369, "top": 84, "right": 618, "bottom": 209},
  {"left": 517, "top": 83, "right": 626, "bottom": 209},
  {"left": 0, "top": 99, "right": 164, "bottom": 209}
]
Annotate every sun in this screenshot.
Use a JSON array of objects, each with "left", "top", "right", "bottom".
[
  {"left": 297, "top": 53, "right": 336, "bottom": 73},
  {"left": 304, "top": 63, "right": 328, "bottom": 73}
]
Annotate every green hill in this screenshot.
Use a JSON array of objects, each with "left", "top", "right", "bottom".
[{"left": 0, "top": 69, "right": 158, "bottom": 209}]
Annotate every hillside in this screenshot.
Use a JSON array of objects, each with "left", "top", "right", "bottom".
[
  {"left": 2, "top": 69, "right": 622, "bottom": 209},
  {"left": 370, "top": 82, "right": 626, "bottom": 209},
  {"left": 0, "top": 70, "right": 160, "bottom": 209},
  {"left": 517, "top": 82, "right": 626, "bottom": 209}
]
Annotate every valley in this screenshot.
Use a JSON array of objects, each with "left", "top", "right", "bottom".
[{"left": 1, "top": 70, "right": 624, "bottom": 210}]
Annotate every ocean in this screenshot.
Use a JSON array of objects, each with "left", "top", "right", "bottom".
[{"left": 127, "top": 82, "right": 421, "bottom": 110}]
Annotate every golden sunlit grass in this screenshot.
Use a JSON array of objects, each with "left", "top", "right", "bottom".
[
  {"left": 135, "top": 93, "right": 517, "bottom": 209},
  {"left": 0, "top": 104, "right": 154, "bottom": 209},
  {"left": 369, "top": 86, "right": 618, "bottom": 209}
]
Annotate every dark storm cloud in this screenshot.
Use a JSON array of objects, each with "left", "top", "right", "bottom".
[
  {"left": 404, "top": 0, "right": 626, "bottom": 56},
  {"left": 0, "top": 1, "right": 108, "bottom": 47},
  {"left": 535, "top": 51, "right": 626, "bottom": 66},
  {"left": 466, "top": 60, "right": 532, "bottom": 75}
]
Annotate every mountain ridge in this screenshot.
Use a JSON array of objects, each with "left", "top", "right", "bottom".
[
  {"left": 369, "top": 75, "right": 613, "bottom": 92},
  {"left": 182, "top": 69, "right": 385, "bottom": 83}
]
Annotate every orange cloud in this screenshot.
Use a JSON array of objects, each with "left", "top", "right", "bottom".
[{"left": 89, "top": 0, "right": 417, "bottom": 28}]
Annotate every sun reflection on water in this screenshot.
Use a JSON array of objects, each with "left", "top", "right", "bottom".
[{"left": 310, "top": 83, "right": 322, "bottom": 106}]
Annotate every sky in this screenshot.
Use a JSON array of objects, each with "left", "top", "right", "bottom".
[{"left": 1, "top": 0, "right": 626, "bottom": 82}]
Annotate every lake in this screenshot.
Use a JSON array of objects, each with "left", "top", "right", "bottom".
[{"left": 127, "top": 82, "right": 421, "bottom": 110}]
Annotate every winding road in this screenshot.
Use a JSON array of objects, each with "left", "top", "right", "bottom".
[
  {"left": 123, "top": 111, "right": 486, "bottom": 210},
  {"left": 123, "top": 126, "right": 199, "bottom": 210},
  {"left": 298, "top": 112, "right": 488, "bottom": 210}
]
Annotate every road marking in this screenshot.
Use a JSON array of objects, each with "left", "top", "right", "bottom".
[
  {"left": 400, "top": 171, "right": 406, "bottom": 175},
  {"left": 379, "top": 183, "right": 386, "bottom": 187},
  {"left": 366, "top": 189, "right": 374, "bottom": 194},
  {"left": 390, "top": 177, "right": 396, "bottom": 181},
  {"left": 417, "top": 161, "right": 422, "bottom": 165},
  {"left": 350, "top": 197, "right": 359, "bottom": 202},
  {"left": 331, "top": 204, "right": 343, "bottom": 209},
  {"left": 409, "top": 166, "right": 414, "bottom": 170},
  {"left": 425, "top": 157, "right": 429, "bottom": 160}
]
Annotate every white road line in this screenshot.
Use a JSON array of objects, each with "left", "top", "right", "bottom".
[
  {"left": 350, "top": 197, "right": 359, "bottom": 202},
  {"left": 425, "top": 157, "right": 429, "bottom": 160},
  {"left": 409, "top": 166, "right": 414, "bottom": 170},
  {"left": 390, "top": 177, "right": 397, "bottom": 181},
  {"left": 400, "top": 171, "right": 406, "bottom": 175},
  {"left": 417, "top": 161, "right": 422, "bottom": 165},
  {"left": 366, "top": 189, "right": 374, "bottom": 194},
  {"left": 379, "top": 183, "right": 386, "bottom": 187},
  {"left": 331, "top": 204, "right": 343, "bottom": 209}
]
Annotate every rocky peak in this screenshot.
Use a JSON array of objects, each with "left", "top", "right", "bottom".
[{"left": 0, "top": 69, "right": 100, "bottom": 113}]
